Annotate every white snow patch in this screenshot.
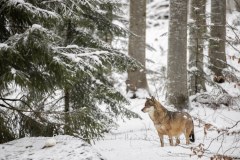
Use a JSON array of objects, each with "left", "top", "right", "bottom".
[
  {"left": 32, "top": 24, "right": 42, "bottom": 29},
  {"left": 66, "top": 45, "right": 79, "bottom": 48},
  {"left": 0, "top": 43, "right": 8, "bottom": 48},
  {"left": 42, "top": 137, "right": 56, "bottom": 149},
  {"left": 188, "top": 67, "right": 198, "bottom": 72},
  {"left": 11, "top": 68, "right": 16, "bottom": 76},
  {"left": 135, "top": 88, "right": 150, "bottom": 99}
]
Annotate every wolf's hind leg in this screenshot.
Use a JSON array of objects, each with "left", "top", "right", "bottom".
[
  {"left": 184, "top": 130, "right": 190, "bottom": 145},
  {"left": 168, "top": 136, "right": 173, "bottom": 146}
]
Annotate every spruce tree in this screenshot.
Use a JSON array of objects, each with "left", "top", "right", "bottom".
[{"left": 0, "top": 0, "right": 139, "bottom": 143}]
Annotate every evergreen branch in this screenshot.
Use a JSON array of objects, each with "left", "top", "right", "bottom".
[
  {"left": 2, "top": 0, "right": 60, "bottom": 19},
  {"left": 1, "top": 97, "right": 32, "bottom": 107},
  {"left": 1, "top": 0, "right": 61, "bottom": 31},
  {"left": 0, "top": 96, "right": 91, "bottom": 116},
  {"left": 0, "top": 97, "right": 49, "bottom": 123},
  {"left": 0, "top": 0, "right": 138, "bottom": 141},
  {"left": 43, "top": 96, "right": 65, "bottom": 108}
]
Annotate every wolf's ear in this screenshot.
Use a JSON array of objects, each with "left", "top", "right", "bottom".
[
  {"left": 151, "top": 96, "right": 155, "bottom": 101},
  {"left": 146, "top": 97, "right": 151, "bottom": 101}
]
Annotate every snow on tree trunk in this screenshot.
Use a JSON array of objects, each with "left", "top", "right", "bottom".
[
  {"left": 167, "top": 0, "right": 188, "bottom": 109},
  {"left": 188, "top": 0, "right": 206, "bottom": 96},
  {"left": 209, "top": 0, "right": 227, "bottom": 77},
  {"left": 127, "top": 0, "right": 149, "bottom": 98}
]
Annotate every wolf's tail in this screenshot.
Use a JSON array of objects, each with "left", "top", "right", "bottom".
[{"left": 189, "top": 121, "right": 195, "bottom": 142}]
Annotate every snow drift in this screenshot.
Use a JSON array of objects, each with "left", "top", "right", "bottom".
[{"left": 0, "top": 135, "right": 105, "bottom": 160}]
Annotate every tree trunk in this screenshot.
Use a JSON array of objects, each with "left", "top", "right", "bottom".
[
  {"left": 188, "top": 0, "right": 206, "bottom": 96},
  {"left": 64, "top": 88, "right": 71, "bottom": 134},
  {"left": 167, "top": 0, "right": 188, "bottom": 109},
  {"left": 127, "top": 0, "right": 148, "bottom": 98},
  {"left": 209, "top": 0, "right": 227, "bottom": 77},
  {"left": 63, "top": 20, "right": 74, "bottom": 135}
]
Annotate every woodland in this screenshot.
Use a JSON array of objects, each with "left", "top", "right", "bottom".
[{"left": 0, "top": 0, "right": 240, "bottom": 159}]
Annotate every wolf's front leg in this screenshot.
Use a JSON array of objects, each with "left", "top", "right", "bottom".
[
  {"left": 158, "top": 132, "right": 164, "bottom": 147},
  {"left": 175, "top": 137, "right": 180, "bottom": 146},
  {"left": 168, "top": 136, "right": 173, "bottom": 146}
]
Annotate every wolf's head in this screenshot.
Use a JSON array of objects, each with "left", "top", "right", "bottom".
[{"left": 142, "top": 96, "right": 156, "bottom": 113}]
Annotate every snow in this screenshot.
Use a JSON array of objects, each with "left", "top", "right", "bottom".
[
  {"left": 93, "top": 99, "right": 240, "bottom": 160},
  {"left": 0, "top": 43, "right": 8, "bottom": 48},
  {"left": 2, "top": 101, "right": 239, "bottom": 159},
  {"left": 126, "top": 88, "right": 150, "bottom": 99},
  {"left": 0, "top": 135, "right": 105, "bottom": 160},
  {"left": 9, "top": 0, "right": 25, "bottom": 4},
  {"left": 66, "top": 45, "right": 79, "bottom": 48},
  {"left": 188, "top": 66, "right": 199, "bottom": 72},
  {"left": 10, "top": 68, "right": 16, "bottom": 76},
  {"left": 42, "top": 137, "right": 57, "bottom": 149},
  {"left": 32, "top": 24, "right": 43, "bottom": 29}
]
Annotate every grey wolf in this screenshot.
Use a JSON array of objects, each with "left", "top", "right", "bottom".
[{"left": 142, "top": 96, "right": 195, "bottom": 147}]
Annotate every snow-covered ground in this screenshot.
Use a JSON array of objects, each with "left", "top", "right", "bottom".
[
  {"left": 93, "top": 99, "right": 240, "bottom": 160},
  {"left": 1, "top": 100, "right": 239, "bottom": 159},
  {"left": 0, "top": 135, "right": 105, "bottom": 160},
  {"left": 1, "top": 1, "right": 240, "bottom": 160}
]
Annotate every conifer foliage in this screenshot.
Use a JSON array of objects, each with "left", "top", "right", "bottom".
[{"left": 0, "top": 0, "right": 140, "bottom": 143}]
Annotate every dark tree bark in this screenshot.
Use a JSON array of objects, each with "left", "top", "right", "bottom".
[
  {"left": 63, "top": 20, "right": 74, "bottom": 134},
  {"left": 209, "top": 0, "right": 227, "bottom": 77}
]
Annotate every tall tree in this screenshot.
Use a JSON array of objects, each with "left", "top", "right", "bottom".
[
  {"left": 188, "top": 0, "right": 206, "bottom": 95},
  {"left": 127, "top": 0, "right": 149, "bottom": 98},
  {"left": 209, "top": 0, "right": 227, "bottom": 78},
  {"left": 167, "top": 0, "right": 188, "bottom": 109}
]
